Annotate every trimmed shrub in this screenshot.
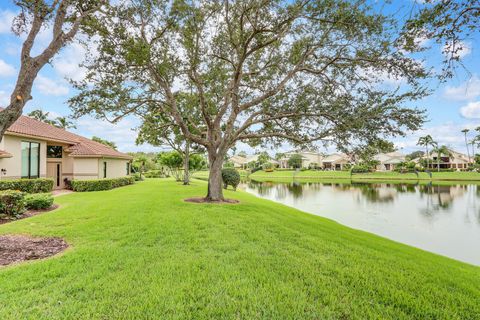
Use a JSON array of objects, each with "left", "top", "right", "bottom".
[
  {"left": 133, "top": 172, "right": 144, "bottom": 181},
  {"left": 24, "top": 193, "right": 54, "bottom": 210},
  {"left": 0, "top": 178, "right": 54, "bottom": 193},
  {"left": 0, "top": 190, "right": 26, "bottom": 217},
  {"left": 71, "top": 177, "right": 135, "bottom": 192},
  {"left": 222, "top": 168, "right": 240, "bottom": 191}
]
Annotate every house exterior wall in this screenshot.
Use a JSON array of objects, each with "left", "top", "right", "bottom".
[
  {"left": 73, "top": 158, "right": 100, "bottom": 180},
  {"left": 97, "top": 158, "right": 130, "bottom": 179},
  {"left": 0, "top": 135, "right": 47, "bottom": 179}
]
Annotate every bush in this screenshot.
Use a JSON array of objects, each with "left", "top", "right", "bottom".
[
  {"left": 24, "top": 193, "right": 54, "bottom": 210},
  {"left": 222, "top": 168, "right": 240, "bottom": 191},
  {"left": 133, "top": 172, "right": 144, "bottom": 181},
  {"left": 144, "top": 170, "right": 167, "bottom": 178},
  {"left": 351, "top": 164, "right": 372, "bottom": 174},
  {"left": 0, "top": 190, "right": 26, "bottom": 217},
  {"left": 0, "top": 178, "right": 54, "bottom": 193},
  {"left": 71, "top": 177, "right": 135, "bottom": 192}
]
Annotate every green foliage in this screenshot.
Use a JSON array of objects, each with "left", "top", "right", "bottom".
[
  {"left": 189, "top": 154, "right": 207, "bottom": 171},
  {"left": 24, "top": 193, "right": 54, "bottom": 210},
  {"left": 0, "top": 178, "right": 54, "bottom": 193},
  {"left": 157, "top": 151, "right": 184, "bottom": 181},
  {"left": 92, "top": 136, "right": 117, "bottom": 150},
  {"left": 144, "top": 170, "right": 168, "bottom": 178},
  {"left": 288, "top": 154, "right": 303, "bottom": 169},
  {"left": 133, "top": 172, "right": 144, "bottom": 181},
  {"left": 406, "top": 150, "right": 425, "bottom": 160},
  {"left": 351, "top": 164, "right": 373, "bottom": 174},
  {"left": 71, "top": 177, "right": 135, "bottom": 192},
  {"left": 221, "top": 168, "right": 240, "bottom": 191},
  {"left": 0, "top": 190, "right": 26, "bottom": 217}
]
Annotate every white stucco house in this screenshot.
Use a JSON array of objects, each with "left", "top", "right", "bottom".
[
  {"left": 374, "top": 152, "right": 406, "bottom": 171},
  {"left": 278, "top": 151, "right": 324, "bottom": 168},
  {"left": 229, "top": 154, "right": 279, "bottom": 169},
  {"left": 0, "top": 114, "right": 133, "bottom": 189}
]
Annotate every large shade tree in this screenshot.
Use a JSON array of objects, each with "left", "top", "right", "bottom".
[
  {"left": 0, "top": 0, "right": 105, "bottom": 139},
  {"left": 70, "top": 0, "right": 428, "bottom": 201},
  {"left": 402, "top": 0, "right": 479, "bottom": 78}
]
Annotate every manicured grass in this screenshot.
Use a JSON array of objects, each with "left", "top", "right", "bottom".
[
  {"left": 250, "top": 169, "right": 480, "bottom": 181},
  {"left": 0, "top": 179, "right": 479, "bottom": 319}
]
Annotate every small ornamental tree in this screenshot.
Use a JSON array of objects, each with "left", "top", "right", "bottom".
[
  {"left": 222, "top": 168, "right": 240, "bottom": 191},
  {"left": 157, "top": 151, "right": 184, "bottom": 181},
  {"left": 70, "top": 0, "right": 428, "bottom": 201},
  {"left": 288, "top": 154, "right": 303, "bottom": 169}
]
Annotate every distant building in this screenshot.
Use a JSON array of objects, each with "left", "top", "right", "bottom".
[
  {"left": 422, "top": 149, "right": 472, "bottom": 170},
  {"left": 278, "top": 151, "right": 350, "bottom": 170},
  {"left": 229, "top": 154, "right": 278, "bottom": 169},
  {"left": 374, "top": 152, "right": 406, "bottom": 171}
]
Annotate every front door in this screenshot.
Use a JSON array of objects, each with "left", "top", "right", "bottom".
[{"left": 47, "top": 162, "right": 63, "bottom": 189}]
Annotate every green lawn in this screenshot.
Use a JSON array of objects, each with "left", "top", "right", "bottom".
[
  {"left": 250, "top": 169, "right": 480, "bottom": 181},
  {"left": 0, "top": 179, "right": 479, "bottom": 319}
]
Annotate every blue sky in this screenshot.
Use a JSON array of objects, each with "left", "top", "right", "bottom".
[{"left": 0, "top": 1, "right": 479, "bottom": 155}]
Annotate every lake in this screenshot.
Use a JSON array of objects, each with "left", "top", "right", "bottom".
[{"left": 240, "top": 180, "right": 480, "bottom": 266}]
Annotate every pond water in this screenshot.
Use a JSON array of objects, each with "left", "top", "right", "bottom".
[{"left": 240, "top": 180, "right": 480, "bottom": 266}]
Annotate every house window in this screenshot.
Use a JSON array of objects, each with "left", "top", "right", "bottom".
[
  {"left": 103, "top": 161, "right": 107, "bottom": 178},
  {"left": 47, "top": 145, "right": 62, "bottom": 158},
  {"left": 126, "top": 162, "right": 130, "bottom": 175},
  {"left": 21, "top": 141, "right": 40, "bottom": 178}
]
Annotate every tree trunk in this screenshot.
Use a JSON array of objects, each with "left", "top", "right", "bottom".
[
  {"left": 206, "top": 152, "right": 224, "bottom": 201},
  {"left": 0, "top": 98, "right": 28, "bottom": 142},
  {"left": 183, "top": 141, "right": 190, "bottom": 185}
]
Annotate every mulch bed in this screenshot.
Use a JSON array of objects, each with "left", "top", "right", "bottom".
[
  {"left": 184, "top": 197, "right": 239, "bottom": 204},
  {"left": 0, "top": 204, "right": 59, "bottom": 225},
  {"left": 0, "top": 235, "right": 68, "bottom": 266}
]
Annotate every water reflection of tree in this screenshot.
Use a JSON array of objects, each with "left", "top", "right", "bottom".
[
  {"left": 287, "top": 182, "right": 304, "bottom": 199},
  {"left": 352, "top": 183, "right": 395, "bottom": 203}
]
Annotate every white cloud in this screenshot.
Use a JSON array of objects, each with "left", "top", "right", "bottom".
[
  {"left": 443, "top": 41, "right": 471, "bottom": 59},
  {"left": 394, "top": 122, "right": 478, "bottom": 153},
  {"left": 444, "top": 75, "right": 480, "bottom": 101},
  {"left": 460, "top": 101, "right": 480, "bottom": 119},
  {"left": 34, "top": 75, "right": 69, "bottom": 96},
  {"left": 73, "top": 116, "right": 162, "bottom": 152},
  {"left": 0, "top": 59, "right": 16, "bottom": 77},
  {"left": 0, "top": 10, "right": 15, "bottom": 34},
  {"left": 52, "top": 42, "right": 88, "bottom": 82}
]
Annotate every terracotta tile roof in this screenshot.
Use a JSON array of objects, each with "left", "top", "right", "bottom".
[{"left": 5, "top": 115, "right": 132, "bottom": 160}]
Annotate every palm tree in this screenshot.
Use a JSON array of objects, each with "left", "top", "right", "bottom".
[
  {"left": 417, "top": 135, "right": 435, "bottom": 169},
  {"left": 432, "top": 145, "right": 452, "bottom": 172},
  {"left": 28, "top": 109, "right": 50, "bottom": 122},
  {"left": 461, "top": 128, "right": 470, "bottom": 162},
  {"left": 55, "top": 116, "right": 76, "bottom": 130}
]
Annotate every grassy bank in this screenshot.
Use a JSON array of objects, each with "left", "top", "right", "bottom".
[
  {"left": 0, "top": 179, "right": 479, "bottom": 319},
  {"left": 249, "top": 169, "right": 480, "bottom": 181}
]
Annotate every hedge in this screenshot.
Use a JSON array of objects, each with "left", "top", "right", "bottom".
[
  {"left": 0, "top": 190, "right": 26, "bottom": 217},
  {"left": 24, "top": 193, "right": 54, "bottom": 210},
  {"left": 0, "top": 178, "right": 54, "bottom": 193},
  {"left": 71, "top": 176, "right": 135, "bottom": 192}
]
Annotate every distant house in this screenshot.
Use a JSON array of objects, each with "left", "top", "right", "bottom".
[
  {"left": 423, "top": 149, "right": 471, "bottom": 170},
  {"left": 278, "top": 151, "right": 324, "bottom": 169},
  {"left": 374, "top": 152, "right": 406, "bottom": 171},
  {"left": 0, "top": 114, "right": 133, "bottom": 189},
  {"left": 278, "top": 151, "right": 350, "bottom": 170},
  {"left": 229, "top": 154, "right": 278, "bottom": 169},
  {"left": 321, "top": 153, "right": 350, "bottom": 170}
]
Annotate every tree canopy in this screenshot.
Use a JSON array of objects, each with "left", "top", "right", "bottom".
[{"left": 70, "top": 0, "right": 428, "bottom": 201}]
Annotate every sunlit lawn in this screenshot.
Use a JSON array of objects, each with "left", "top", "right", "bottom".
[{"left": 0, "top": 179, "right": 478, "bottom": 319}]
